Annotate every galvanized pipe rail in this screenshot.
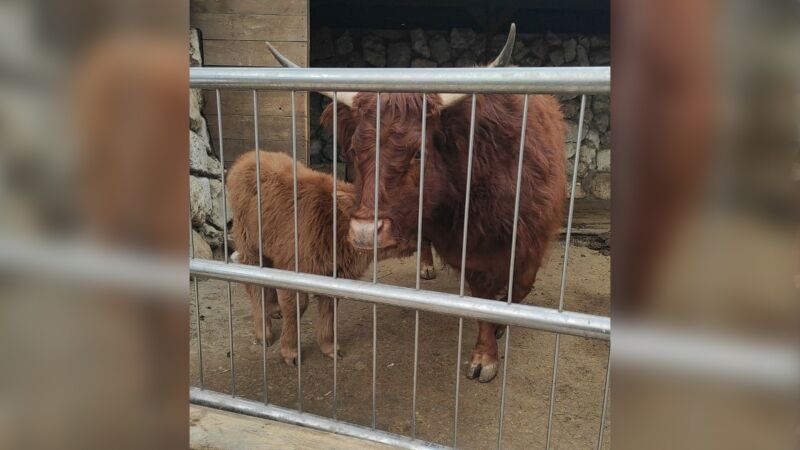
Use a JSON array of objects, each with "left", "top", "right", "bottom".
[
  {"left": 190, "top": 388, "right": 448, "bottom": 450},
  {"left": 190, "top": 259, "right": 610, "bottom": 340},
  {"left": 190, "top": 66, "right": 610, "bottom": 93}
]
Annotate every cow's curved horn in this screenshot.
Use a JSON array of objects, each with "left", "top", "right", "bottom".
[
  {"left": 439, "top": 23, "right": 516, "bottom": 110},
  {"left": 486, "top": 23, "right": 517, "bottom": 68},
  {"left": 265, "top": 42, "right": 356, "bottom": 108}
]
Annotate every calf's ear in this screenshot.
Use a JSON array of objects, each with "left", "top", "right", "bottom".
[
  {"left": 321, "top": 101, "right": 357, "bottom": 155},
  {"left": 335, "top": 188, "right": 356, "bottom": 212}
]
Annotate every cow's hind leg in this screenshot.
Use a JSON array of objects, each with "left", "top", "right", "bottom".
[
  {"left": 419, "top": 240, "right": 436, "bottom": 280},
  {"left": 277, "top": 289, "right": 309, "bottom": 366}
]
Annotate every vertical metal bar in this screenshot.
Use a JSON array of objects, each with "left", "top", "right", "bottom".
[
  {"left": 194, "top": 279, "right": 203, "bottom": 388},
  {"left": 291, "top": 90, "right": 303, "bottom": 411},
  {"left": 411, "top": 94, "right": 428, "bottom": 439},
  {"left": 558, "top": 94, "right": 586, "bottom": 315},
  {"left": 545, "top": 94, "right": 587, "bottom": 449},
  {"left": 453, "top": 93, "right": 478, "bottom": 448},
  {"left": 332, "top": 93, "right": 339, "bottom": 420},
  {"left": 190, "top": 209, "right": 204, "bottom": 389},
  {"left": 253, "top": 89, "right": 268, "bottom": 405},
  {"left": 453, "top": 318, "right": 464, "bottom": 446},
  {"left": 496, "top": 94, "right": 530, "bottom": 449},
  {"left": 596, "top": 352, "right": 611, "bottom": 450},
  {"left": 371, "top": 93, "right": 381, "bottom": 430},
  {"left": 413, "top": 95, "right": 428, "bottom": 291},
  {"left": 216, "top": 89, "right": 236, "bottom": 397},
  {"left": 458, "top": 94, "right": 478, "bottom": 301}
]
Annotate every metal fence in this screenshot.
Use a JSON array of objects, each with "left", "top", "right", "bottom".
[{"left": 189, "top": 66, "right": 611, "bottom": 450}]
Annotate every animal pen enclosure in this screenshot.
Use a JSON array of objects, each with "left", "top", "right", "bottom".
[{"left": 189, "top": 64, "right": 611, "bottom": 449}]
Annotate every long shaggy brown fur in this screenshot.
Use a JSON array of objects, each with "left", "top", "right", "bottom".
[
  {"left": 322, "top": 92, "right": 567, "bottom": 382},
  {"left": 226, "top": 151, "right": 417, "bottom": 364}
]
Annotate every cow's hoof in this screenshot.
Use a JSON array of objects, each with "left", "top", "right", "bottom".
[
  {"left": 419, "top": 264, "right": 436, "bottom": 280},
  {"left": 495, "top": 326, "right": 506, "bottom": 339},
  {"left": 466, "top": 362, "right": 498, "bottom": 382},
  {"left": 466, "top": 362, "right": 482, "bottom": 380},
  {"left": 478, "top": 363, "right": 498, "bottom": 383},
  {"left": 467, "top": 352, "right": 500, "bottom": 382}
]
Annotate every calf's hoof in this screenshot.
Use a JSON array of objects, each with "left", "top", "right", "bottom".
[
  {"left": 324, "top": 349, "right": 344, "bottom": 360},
  {"left": 252, "top": 335, "right": 274, "bottom": 347},
  {"left": 466, "top": 362, "right": 499, "bottom": 383},
  {"left": 265, "top": 334, "right": 275, "bottom": 347},
  {"left": 252, "top": 328, "right": 274, "bottom": 347},
  {"left": 281, "top": 348, "right": 298, "bottom": 367},
  {"left": 320, "top": 343, "right": 344, "bottom": 360},
  {"left": 419, "top": 264, "right": 436, "bottom": 280},
  {"left": 284, "top": 357, "right": 297, "bottom": 367}
]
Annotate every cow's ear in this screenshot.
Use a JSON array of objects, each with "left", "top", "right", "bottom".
[{"left": 321, "top": 99, "right": 357, "bottom": 151}]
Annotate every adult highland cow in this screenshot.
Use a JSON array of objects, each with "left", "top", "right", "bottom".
[{"left": 267, "top": 24, "right": 566, "bottom": 382}]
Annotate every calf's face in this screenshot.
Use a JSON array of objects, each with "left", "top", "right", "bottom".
[{"left": 322, "top": 93, "right": 441, "bottom": 251}]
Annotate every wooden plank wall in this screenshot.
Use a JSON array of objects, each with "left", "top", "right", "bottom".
[{"left": 191, "top": 0, "right": 309, "bottom": 165}]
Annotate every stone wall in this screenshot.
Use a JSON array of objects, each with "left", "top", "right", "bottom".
[
  {"left": 190, "top": 29, "right": 225, "bottom": 256},
  {"left": 308, "top": 28, "right": 611, "bottom": 200}
]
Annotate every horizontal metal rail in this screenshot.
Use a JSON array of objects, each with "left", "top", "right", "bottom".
[
  {"left": 190, "top": 259, "right": 610, "bottom": 340},
  {"left": 0, "top": 237, "right": 185, "bottom": 296},
  {"left": 190, "top": 66, "right": 610, "bottom": 94},
  {"left": 190, "top": 388, "right": 449, "bottom": 450}
]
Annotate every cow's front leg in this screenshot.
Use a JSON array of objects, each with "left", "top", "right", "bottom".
[
  {"left": 466, "top": 320, "right": 501, "bottom": 383},
  {"left": 277, "top": 289, "right": 309, "bottom": 367}
]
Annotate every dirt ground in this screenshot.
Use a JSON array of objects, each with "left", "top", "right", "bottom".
[{"left": 189, "top": 239, "right": 610, "bottom": 450}]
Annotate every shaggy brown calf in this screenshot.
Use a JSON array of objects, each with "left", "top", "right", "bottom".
[{"left": 226, "top": 151, "right": 428, "bottom": 365}]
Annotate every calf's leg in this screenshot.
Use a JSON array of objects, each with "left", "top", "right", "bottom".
[
  {"left": 266, "top": 288, "right": 282, "bottom": 319},
  {"left": 314, "top": 296, "right": 341, "bottom": 359},
  {"left": 245, "top": 284, "right": 274, "bottom": 346},
  {"left": 277, "top": 289, "right": 309, "bottom": 366}
]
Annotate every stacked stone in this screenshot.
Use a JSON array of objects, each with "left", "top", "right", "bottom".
[
  {"left": 189, "top": 29, "right": 226, "bottom": 257},
  {"left": 309, "top": 28, "right": 611, "bottom": 200}
]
